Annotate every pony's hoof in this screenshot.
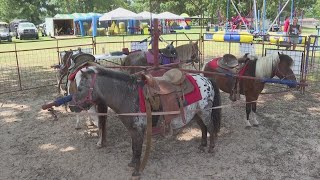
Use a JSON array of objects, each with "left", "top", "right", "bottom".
[
  {"left": 208, "top": 146, "right": 215, "bottom": 153},
  {"left": 126, "top": 166, "right": 135, "bottom": 172},
  {"left": 75, "top": 127, "right": 81, "bottom": 130},
  {"left": 130, "top": 175, "right": 141, "bottom": 180},
  {"left": 208, "top": 149, "right": 214, "bottom": 153},
  {"left": 253, "top": 124, "right": 259, "bottom": 127},
  {"left": 96, "top": 142, "right": 105, "bottom": 148},
  {"left": 88, "top": 121, "right": 94, "bottom": 126},
  {"left": 198, "top": 146, "right": 205, "bottom": 152},
  {"left": 245, "top": 126, "right": 251, "bottom": 129}
]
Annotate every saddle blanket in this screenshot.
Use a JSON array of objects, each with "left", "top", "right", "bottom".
[
  {"left": 139, "top": 74, "right": 202, "bottom": 112},
  {"left": 68, "top": 65, "right": 90, "bottom": 80},
  {"left": 208, "top": 57, "right": 221, "bottom": 70},
  {"left": 208, "top": 57, "right": 248, "bottom": 77},
  {"left": 145, "top": 51, "right": 178, "bottom": 65}
]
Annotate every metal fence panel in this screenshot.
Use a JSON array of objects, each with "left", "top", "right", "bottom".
[{"left": 0, "top": 33, "right": 318, "bottom": 94}]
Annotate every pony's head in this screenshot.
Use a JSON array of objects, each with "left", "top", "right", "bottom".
[
  {"left": 69, "top": 67, "right": 98, "bottom": 112},
  {"left": 175, "top": 41, "right": 200, "bottom": 63},
  {"left": 276, "top": 53, "right": 297, "bottom": 87},
  {"left": 59, "top": 50, "right": 74, "bottom": 78},
  {"left": 165, "top": 41, "right": 177, "bottom": 56},
  {"left": 255, "top": 52, "right": 297, "bottom": 88}
]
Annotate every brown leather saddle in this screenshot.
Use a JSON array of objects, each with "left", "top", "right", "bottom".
[
  {"left": 68, "top": 53, "right": 96, "bottom": 75},
  {"left": 216, "top": 54, "right": 240, "bottom": 101},
  {"left": 143, "top": 69, "right": 194, "bottom": 136},
  {"left": 217, "top": 55, "right": 239, "bottom": 72}
]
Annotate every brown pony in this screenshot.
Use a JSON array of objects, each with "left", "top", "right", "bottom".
[{"left": 203, "top": 52, "right": 297, "bottom": 128}]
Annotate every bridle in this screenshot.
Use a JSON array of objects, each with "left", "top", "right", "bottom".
[
  {"left": 72, "top": 72, "right": 97, "bottom": 110},
  {"left": 274, "top": 62, "right": 295, "bottom": 80}
]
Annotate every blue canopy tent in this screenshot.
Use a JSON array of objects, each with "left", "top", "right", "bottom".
[{"left": 74, "top": 13, "right": 102, "bottom": 37}]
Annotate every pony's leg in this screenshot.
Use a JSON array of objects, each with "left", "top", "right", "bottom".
[
  {"left": 194, "top": 114, "right": 207, "bottom": 152},
  {"left": 87, "top": 106, "right": 97, "bottom": 126},
  {"left": 251, "top": 102, "right": 259, "bottom": 126},
  {"left": 96, "top": 104, "right": 107, "bottom": 148},
  {"left": 75, "top": 114, "right": 81, "bottom": 130},
  {"left": 197, "top": 110, "right": 216, "bottom": 153},
  {"left": 245, "top": 103, "right": 252, "bottom": 128},
  {"left": 127, "top": 128, "right": 144, "bottom": 177}
]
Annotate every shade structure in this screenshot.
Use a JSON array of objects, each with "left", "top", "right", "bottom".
[
  {"left": 99, "top": 7, "right": 143, "bottom": 21},
  {"left": 157, "top": 12, "right": 184, "bottom": 20},
  {"left": 74, "top": 13, "right": 103, "bottom": 37},
  {"left": 137, "top": 11, "right": 159, "bottom": 19},
  {"left": 54, "top": 14, "right": 75, "bottom": 19},
  {"left": 74, "top": 13, "right": 102, "bottom": 21},
  {"left": 180, "top": 13, "right": 190, "bottom": 18}
]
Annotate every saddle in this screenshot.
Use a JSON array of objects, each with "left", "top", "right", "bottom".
[
  {"left": 145, "top": 49, "right": 178, "bottom": 65},
  {"left": 68, "top": 53, "right": 96, "bottom": 75},
  {"left": 159, "top": 48, "right": 177, "bottom": 58},
  {"left": 210, "top": 55, "right": 241, "bottom": 102},
  {"left": 143, "top": 69, "right": 195, "bottom": 136},
  {"left": 145, "top": 69, "right": 194, "bottom": 95},
  {"left": 217, "top": 56, "right": 239, "bottom": 72}
]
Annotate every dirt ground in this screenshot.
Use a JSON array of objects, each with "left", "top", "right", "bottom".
[{"left": 1, "top": 84, "right": 320, "bottom": 180}]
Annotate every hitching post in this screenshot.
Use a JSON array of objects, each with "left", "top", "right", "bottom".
[{"left": 152, "top": 18, "right": 160, "bottom": 67}]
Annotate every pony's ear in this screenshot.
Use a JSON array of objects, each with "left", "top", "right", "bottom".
[
  {"left": 194, "top": 40, "right": 198, "bottom": 45},
  {"left": 245, "top": 53, "right": 249, "bottom": 57},
  {"left": 170, "top": 41, "right": 174, "bottom": 45},
  {"left": 278, "top": 52, "right": 281, "bottom": 56}
]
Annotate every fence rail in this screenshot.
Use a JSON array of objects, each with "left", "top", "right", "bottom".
[{"left": 0, "top": 33, "right": 318, "bottom": 94}]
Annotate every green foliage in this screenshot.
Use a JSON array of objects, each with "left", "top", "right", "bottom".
[{"left": 0, "top": 0, "right": 318, "bottom": 25}]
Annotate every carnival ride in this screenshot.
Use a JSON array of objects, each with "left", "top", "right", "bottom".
[{"left": 205, "top": 0, "right": 308, "bottom": 44}]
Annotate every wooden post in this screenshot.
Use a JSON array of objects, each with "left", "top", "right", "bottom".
[
  {"left": 14, "top": 43, "right": 22, "bottom": 91},
  {"left": 153, "top": 18, "right": 159, "bottom": 67}
]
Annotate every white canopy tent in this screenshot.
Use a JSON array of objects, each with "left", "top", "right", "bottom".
[
  {"left": 137, "top": 11, "right": 159, "bottom": 19},
  {"left": 99, "top": 7, "right": 143, "bottom": 21},
  {"left": 156, "top": 12, "right": 184, "bottom": 20}
]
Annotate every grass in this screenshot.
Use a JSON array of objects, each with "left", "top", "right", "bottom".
[{"left": 0, "top": 26, "right": 319, "bottom": 93}]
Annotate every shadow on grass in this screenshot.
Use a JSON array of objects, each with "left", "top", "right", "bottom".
[{"left": 0, "top": 66, "right": 58, "bottom": 94}]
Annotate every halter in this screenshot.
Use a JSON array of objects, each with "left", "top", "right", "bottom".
[
  {"left": 72, "top": 73, "right": 97, "bottom": 110},
  {"left": 274, "top": 63, "right": 295, "bottom": 80}
]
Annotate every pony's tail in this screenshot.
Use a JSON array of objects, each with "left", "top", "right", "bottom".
[{"left": 209, "top": 78, "right": 222, "bottom": 135}]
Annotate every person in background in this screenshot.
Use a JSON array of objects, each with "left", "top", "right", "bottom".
[
  {"left": 287, "top": 17, "right": 302, "bottom": 50},
  {"left": 283, "top": 16, "right": 291, "bottom": 49},
  {"left": 283, "top": 16, "right": 290, "bottom": 33}
]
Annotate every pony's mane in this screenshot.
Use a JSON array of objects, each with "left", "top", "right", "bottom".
[
  {"left": 255, "top": 53, "right": 280, "bottom": 78},
  {"left": 84, "top": 66, "right": 137, "bottom": 83},
  {"left": 175, "top": 42, "right": 197, "bottom": 61},
  {"left": 247, "top": 54, "right": 258, "bottom": 61}
]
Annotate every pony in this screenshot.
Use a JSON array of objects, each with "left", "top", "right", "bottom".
[
  {"left": 53, "top": 49, "right": 98, "bottom": 129},
  {"left": 203, "top": 52, "right": 297, "bottom": 128},
  {"left": 122, "top": 41, "right": 200, "bottom": 74},
  {"left": 69, "top": 66, "right": 222, "bottom": 178}
]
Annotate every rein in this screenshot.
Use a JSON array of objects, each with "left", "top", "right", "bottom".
[{"left": 274, "top": 64, "right": 295, "bottom": 80}]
